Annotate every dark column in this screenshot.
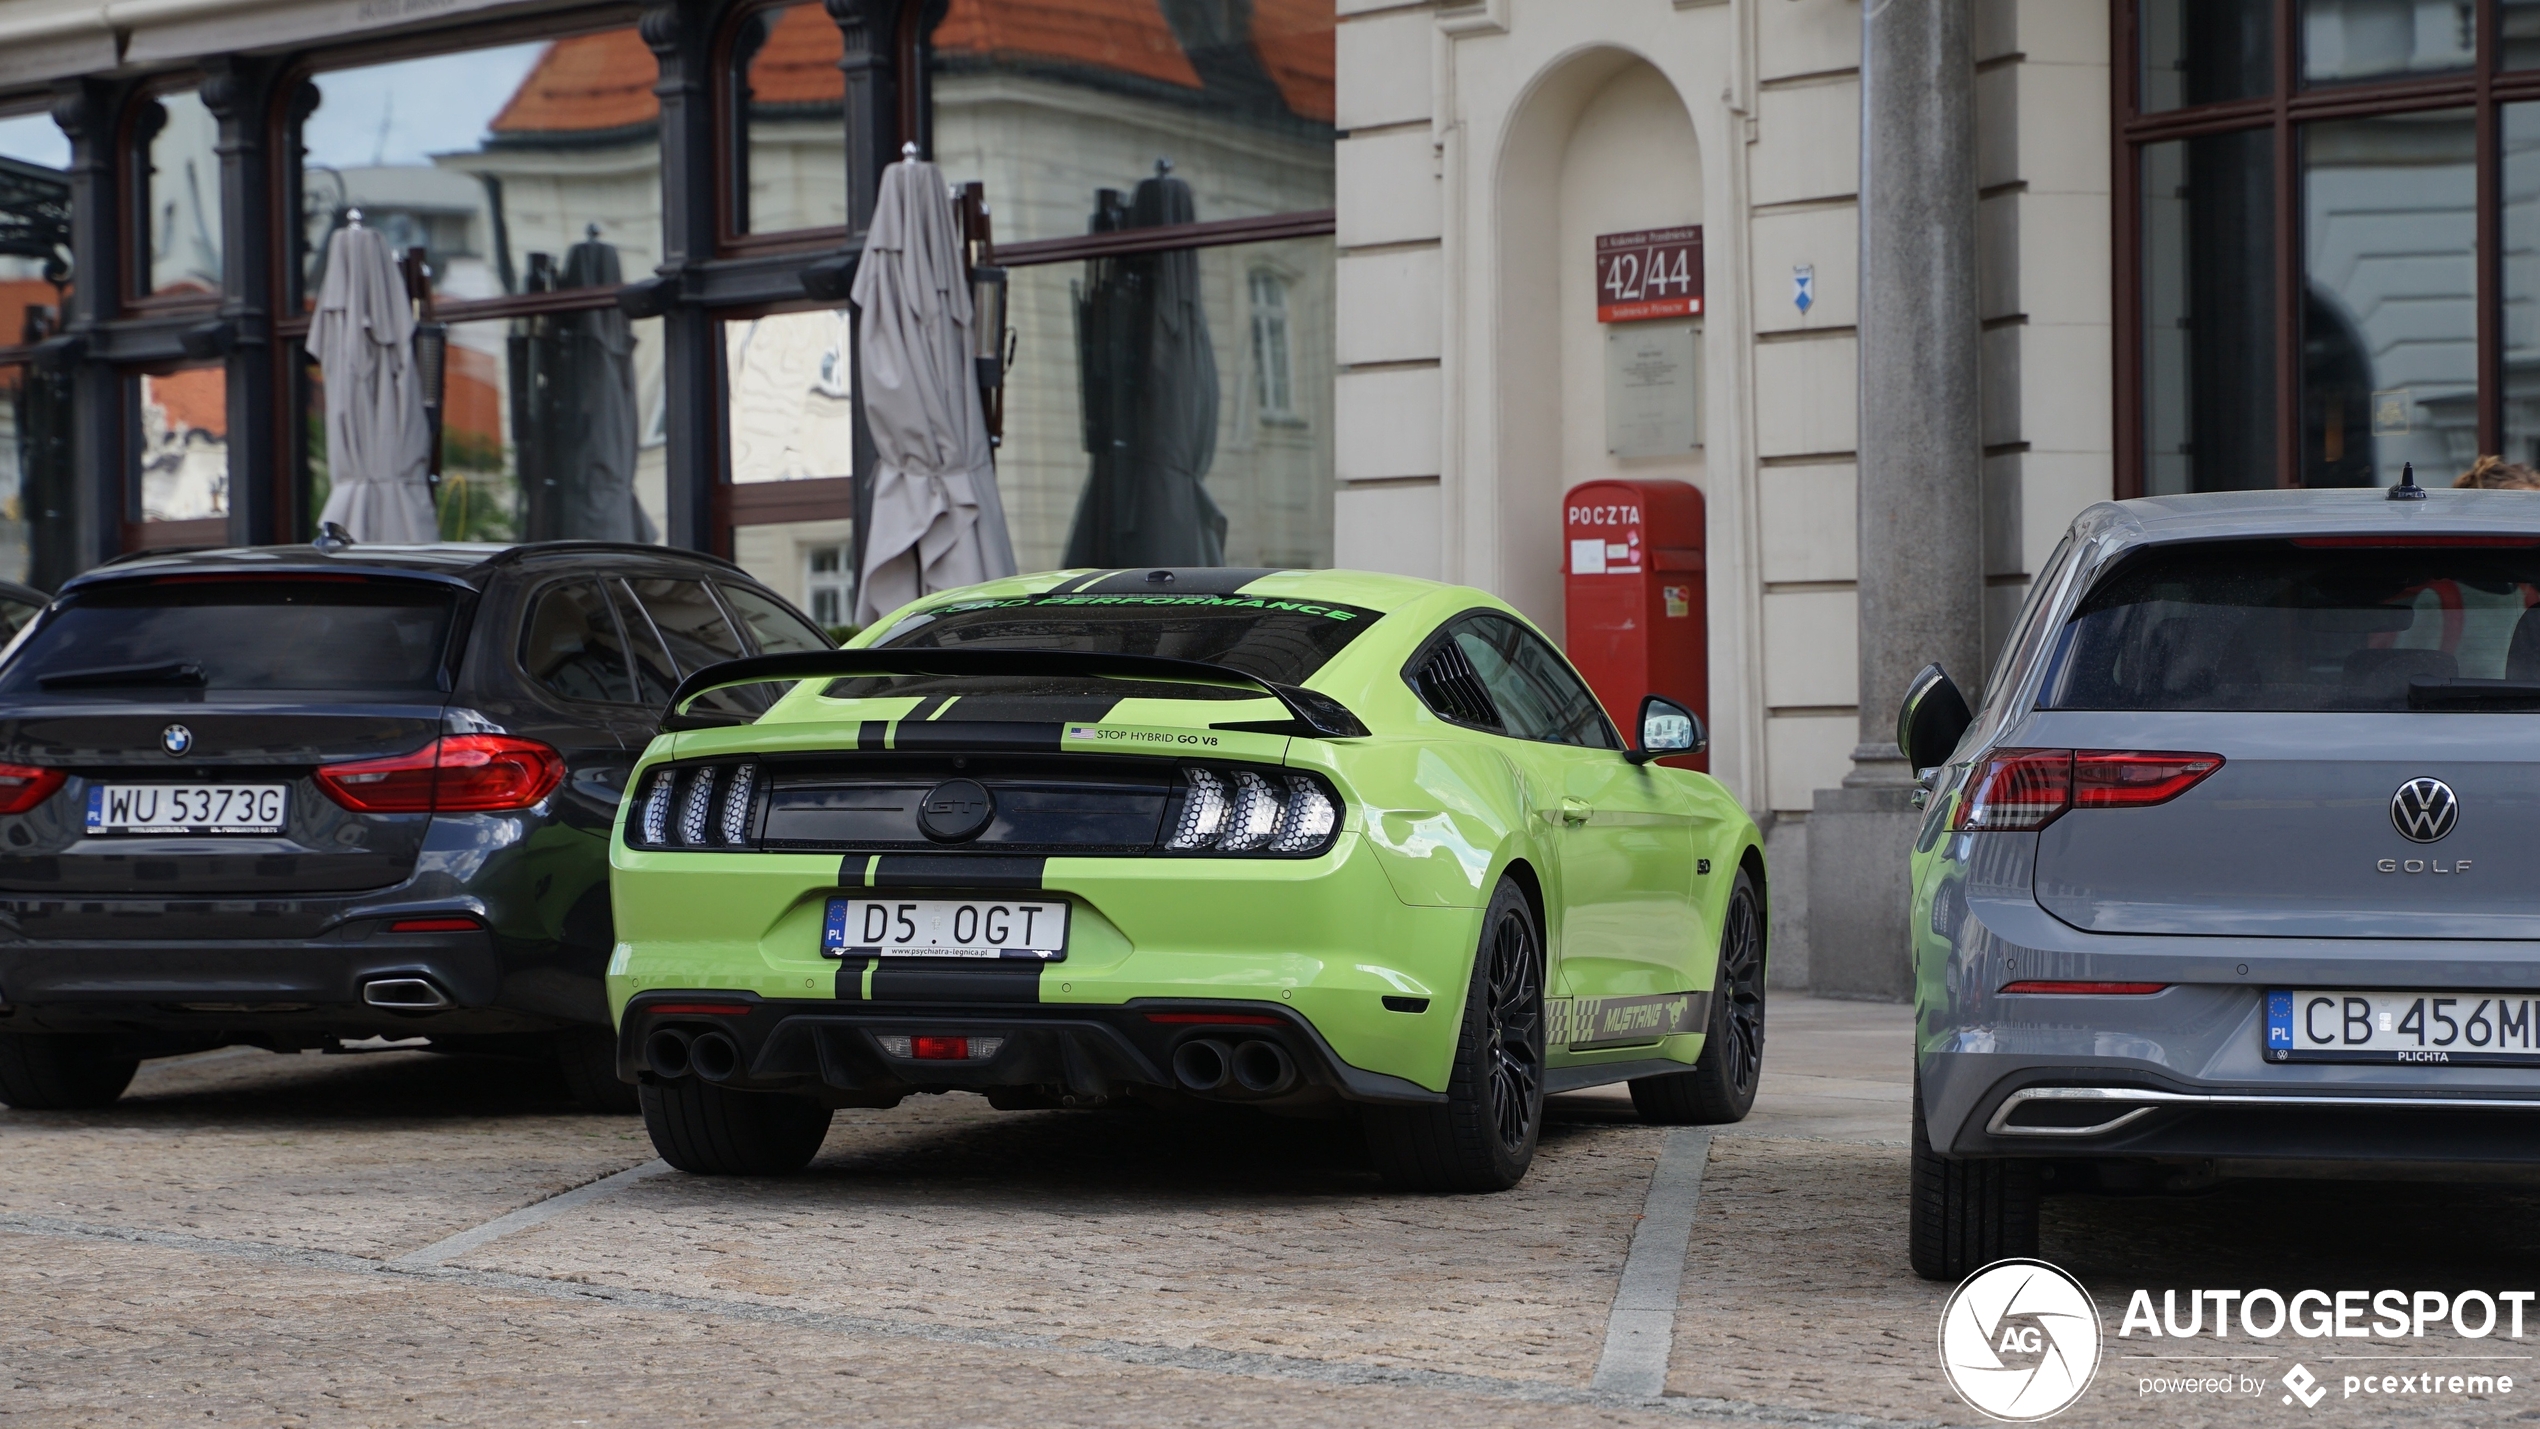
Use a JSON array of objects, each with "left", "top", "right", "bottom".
[
  {"left": 643, "top": 0, "right": 724, "bottom": 553},
  {"left": 1806, "top": 0, "right": 1982, "bottom": 1000},
  {"left": 202, "top": 57, "right": 281, "bottom": 546},
  {"left": 49, "top": 78, "right": 128, "bottom": 579}
]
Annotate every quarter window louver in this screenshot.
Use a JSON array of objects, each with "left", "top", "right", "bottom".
[{"left": 1416, "top": 642, "right": 1501, "bottom": 728}]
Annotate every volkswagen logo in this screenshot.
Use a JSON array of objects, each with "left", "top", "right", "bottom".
[
  {"left": 2391, "top": 777, "right": 2459, "bottom": 843},
  {"left": 160, "top": 724, "right": 192, "bottom": 757},
  {"left": 917, "top": 778, "right": 993, "bottom": 842}
]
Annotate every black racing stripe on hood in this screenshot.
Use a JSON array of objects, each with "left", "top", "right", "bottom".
[
  {"left": 869, "top": 854, "right": 1048, "bottom": 890},
  {"left": 870, "top": 961, "right": 1042, "bottom": 1004},
  {"left": 1076, "top": 568, "right": 1284, "bottom": 596}
]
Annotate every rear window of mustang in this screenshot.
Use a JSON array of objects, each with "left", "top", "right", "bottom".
[
  {"left": 0, "top": 577, "right": 459, "bottom": 695},
  {"left": 860, "top": 592, "right": 1381, "bottom": 692},
  {"left": 2041, "top": 538, "right": 2540, "bottom": 712}
]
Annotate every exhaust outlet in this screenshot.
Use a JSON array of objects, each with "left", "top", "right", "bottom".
[
  {"left": 688, "top": 1029, "right": 742, "bottom": 1083},
  {"left": 360, "top": 977, "right": 451, "bottom": 1009},
  {"left": 1171, "top": 1038, "right": 1232, "bottom": 1093},
  {"left": 643, "top": 1027, "right": 695, "bottom": 1079},
  {"left": 1231, "top": 1040, "right": 1295, "bottom": 1095}
]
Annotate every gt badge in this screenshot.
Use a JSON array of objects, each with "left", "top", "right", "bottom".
[
  {"left": 160, "top": 724, "right": 192, "bottom": 757},
  {"left": 917, "top": 778, "right": 993, "bottom": 842},
  {"left": 2391, "top": 777, "right": 2458, "bottom": 843}
]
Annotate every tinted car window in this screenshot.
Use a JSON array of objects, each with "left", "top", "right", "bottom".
[
  {"left": 608, "top": 583, "right": 681, "bottom": 705},
  {"left": 1449, "top": 614, "right": 1618, "bottom": 748},
  {"left": 0, "top": 594, "right": 41, "bottom": 642},
  {"left": 0, "top": 579, "right": 456, "bottom": 694},
  {"left": 718, "top": 582, "right": 832, "bottom": 654},
  {"left": 632, "top": 578, "right": 747, "bottom": 672},
  {"left": 520, "top": 581, "right": 633, "bottom": 704},
  {"left": 2043, "top": 540, "right": 2540, "bottom": 712},
  {"left": 873, "top": 592, "right": 1378, "bottom": 683}
]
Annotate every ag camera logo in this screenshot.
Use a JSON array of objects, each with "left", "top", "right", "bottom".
[{"left": 1939, "top": 1259, "right": 2103, "bottom": 1421}]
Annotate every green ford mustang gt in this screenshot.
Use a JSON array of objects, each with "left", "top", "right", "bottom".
[{"left": 606, "top": 567, "right": 1767, "bottom": 1190}]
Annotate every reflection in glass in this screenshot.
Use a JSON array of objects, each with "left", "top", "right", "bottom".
[
  {"left": 2139, "top": 0, "right": 2271, "bottom": 113},
  {"left": 2301, "top": 111, "right": 2476, "bottom": 488},
  {"left": 995, "top": 236, "right": 1331, "bottom": 574},
  {"left": 2141, "top": 132, "right": 2276, "bottom": 495},
  {"left": 0, "top": 111, "right": 74, "bottom": 588},
  {"left": 928, "top": 0, "right": 1332, "bottom": 246},
  {"left": 141, "top": 90, "right": 221, "bottom": 299},
  {"left": 306, "top": 312, "right": 665, "bottom": 542},
  {"left": 296, "top": 30, "right": 661, "bottom": 307},
  {"left": 137, "top": 366, "right": 228, "bottom": 520},
  {"left": 2501, "top": 105, "right": 2540, "bottom": 465},
  {"left": 731, "top": 4, "right": 847, "bottom": 234},
  {"left": 725, "top": 308, "right": 855, "bottom": 482},
  {"left": 2302, "top": 0, "right": 2472, "bottom": 87},
  {"left": 2511, "top": 0, "right": 2540, "bottom": 70}
]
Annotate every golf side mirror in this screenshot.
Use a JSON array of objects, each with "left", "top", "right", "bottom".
[
  {"left": 1627, "top": 695, "right": 1703, "bottom": 765},
  {"left": 1896, "top": 663, "right": 1972, "bottom": 773}
]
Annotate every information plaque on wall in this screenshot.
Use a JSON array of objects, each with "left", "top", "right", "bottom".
[
  {"left": 1606, "top": 321, "right": 1701, "bottom": 457},
  {"left": 1594, "top": 227, "right": 1704, "bottom": 323}
]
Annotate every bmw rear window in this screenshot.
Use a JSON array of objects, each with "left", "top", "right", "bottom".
[
  {"left": 860, "top": 593, "right": 1381, "bottom": 695},
  {"left": 0, "top": 578, "right": 460, "bottom": 694},
  {"left": 2041, "top": 539, "right": 2540, "bottom": 712}
]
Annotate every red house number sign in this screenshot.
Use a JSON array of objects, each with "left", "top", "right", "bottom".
[{"left": 1595, "top": 227, "right": 1703, "bottom": 323}]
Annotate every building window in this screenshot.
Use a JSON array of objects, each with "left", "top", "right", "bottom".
[
  {"left": 135, "top": 365, "right": 228, "bottom": 525},
  {"left": 1249, "top": 268, "right": 1295, "bottom": 421},
  {"left": 2122, "top": 0, "right": 2540, "bottom": 493},
  {"left": 725, "top": 2, "right": 848, "bottom": 242},
  {"left": 0, "top": 107, "right": 73, "bottom": 589},
  {"left": 804, "top": 542, "right": 849, "bottom": 627},
  {"left": 134, "top": 85, "right": 221, "bottom": 304}
]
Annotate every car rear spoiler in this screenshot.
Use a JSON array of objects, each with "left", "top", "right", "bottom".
[{"left": 661, "top": 649, "right": 1370, "bottom": 738}]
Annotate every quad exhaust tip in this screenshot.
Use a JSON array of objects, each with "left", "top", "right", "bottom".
[
  {"left": 688, "top": 1029, "right": 742, "bottom": 1082},
  {"left": 360, "top": 977, "right": 451, "bottom": 1010},
  {"left": 643, "top": 1026, "right": 694, "bottom": 1079},
  {"left": 1173, "top": 1037, "right": 1296, "bottom": 1097}
]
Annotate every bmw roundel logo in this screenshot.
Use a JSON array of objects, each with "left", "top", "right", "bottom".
[
  {"left": 2391, "top": 777, "right": 2459, "bottom": 844},
  {"left": 160, "top": 724, "right": 193, "bottom": 757}
]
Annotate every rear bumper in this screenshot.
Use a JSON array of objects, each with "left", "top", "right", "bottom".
[{"left": 617, "top": 991, "right": 1445, "bottom": 1109}]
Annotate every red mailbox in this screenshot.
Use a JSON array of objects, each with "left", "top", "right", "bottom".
[{"left": 1563, "top": 479, "right": 1706, "bottom": 769}]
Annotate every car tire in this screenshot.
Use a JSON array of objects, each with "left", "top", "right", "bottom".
[
  {"left": 1630, "top": 867, "right": 1766, "bottom": 1125},
  {"left": 1909, "top": 1071, "right": 2039, "bottom": 1280},
  {"left": 555, "top": 1027, "right": 639, "bottom": 1115},
  {"left": 0, "top": 1033, "right": 139, "bottom": 1110},
  {"left": 1363, "top": 878, "right": 1545, "bottom": 1193},
  {"left": 640, "top": 1077, "right": 833, "bottom": 1176}
]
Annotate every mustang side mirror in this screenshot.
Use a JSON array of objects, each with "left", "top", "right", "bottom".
[
  {"left": 1627, "top": 695, "right": 1703, "bottom": 765},
  {"left": 1896, "top": 663, "right": 1972, "bottom": 773}
]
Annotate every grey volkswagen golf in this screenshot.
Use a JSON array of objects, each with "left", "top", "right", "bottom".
[{"left": 1905, "top": 483, "right": 2540, "bottom": 1278}]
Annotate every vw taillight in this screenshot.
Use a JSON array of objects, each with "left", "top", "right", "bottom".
[
  {"left": 317, "top": 735, "right": 565, "bottom": 814},
  {"left": 1951, "top": 749, "right": 2221, "bottom": 832}
]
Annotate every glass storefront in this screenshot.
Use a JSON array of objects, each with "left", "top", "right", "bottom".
[
  {"left": 140, "top": 88, "right": 220, "bottom": 302},
  {"left": 730, "top": 4, "right": 848, "bottom": 237},
  {"left": 0, "top": 109, "right": 71, "bottom": 587},
  {"left": 2127, "top": 0, "right": 2540, "bottom": 494},
  {"left": 136, "top": 366, "right": 227, "bottom": 523}
]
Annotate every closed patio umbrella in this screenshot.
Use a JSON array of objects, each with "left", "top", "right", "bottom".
[
  {"left": 306, "top": 220, "right": 435, "bottom": 544},
  {"left": 1063, "top": 164, "right": 1224, "bottom": 569},
  {"left": 851, "top": 152, "right": 1015, "bottom": 624}
]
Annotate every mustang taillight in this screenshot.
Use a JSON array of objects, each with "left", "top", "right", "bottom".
[
  {"left": 0, "top": 763, "right": 65, "bottom": 815},
  {"left": 1165, "top": 765, "right": 1342, "bottom": 856},
  {"left": 316, "top": 735, "right": 565, "bottom": 813},
  {"left": 1951, "top": 749, "right": 2222, "bottom": 832},
  {"left": 629, "top": 763, "right": 757, "bottom": 849}
]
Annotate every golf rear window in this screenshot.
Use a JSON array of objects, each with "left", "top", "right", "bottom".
[
  {"left": 862, "top": 592, "right": 1380, "bottom": 691},
  {"left": 2040, "top": 539, "right": 2540, "bottom": 712},
  {"left": 0, "top": 578, "right": 459, "bottom": 694}
]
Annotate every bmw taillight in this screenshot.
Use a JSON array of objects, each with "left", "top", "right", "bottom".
[
  {"left": 1951, "top": 749, "right": 2222, "bottom": 832},
  {"left": 316, "top": 735, "right": 565, "bottom": 814},
  {"left": 0, "top": 764, "right": 64, "bottom": 815},
  {"left": 1164, "top": 766, "right": 1342, "bottom": 856}
]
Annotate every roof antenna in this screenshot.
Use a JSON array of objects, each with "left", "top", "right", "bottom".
[
  {"left": 2390, "top": 460, "right": 2427, "bottom": 501},
  {"left": 312, "top": 522, "right": 356, "bottom": 553}
]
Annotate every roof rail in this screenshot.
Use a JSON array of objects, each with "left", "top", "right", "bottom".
[{"left": 469, "top": 540, "right": 746, "bottom": 575}]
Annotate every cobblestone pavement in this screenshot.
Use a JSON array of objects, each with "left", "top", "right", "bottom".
[{"left": 5, "top": 997, "right": 2538, "bottom": 1426}]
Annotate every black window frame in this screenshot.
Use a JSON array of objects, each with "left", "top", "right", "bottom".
[{"left": 1403, "top": 610, "right": 1623, "bottom": 750}]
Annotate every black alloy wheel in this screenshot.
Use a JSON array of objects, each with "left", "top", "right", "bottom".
[
  {"left": 1482, "top": 903, "right": 1545, "bottom": 1152},
  {"left": 1631, "top": 868, "right": 1767, "bottom": 1125},
  {"left": 1365, "top": 879, "right": 1546, "bottom": 1192}
]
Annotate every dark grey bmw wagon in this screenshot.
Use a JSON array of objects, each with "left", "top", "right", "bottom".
[
  {"left": 1905, "top": 486, "right": 2540, "bottom": 1276},
  {"left": 0, "top": 539, "right": 831, "bottom": 1111}
]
